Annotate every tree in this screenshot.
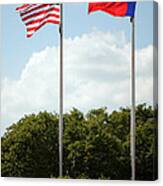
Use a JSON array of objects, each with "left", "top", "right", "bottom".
[
  {"left": 1, "top": 104, "right": 157, "bottom": 180},
  {"left": 136, "top": 104, "right": 158, "bottom": 180},
  {"left": 1, "top": 112, "right": 59, "bottom": 177}
]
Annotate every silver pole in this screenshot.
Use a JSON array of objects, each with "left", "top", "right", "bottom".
[
  {"left": 59, "top": 3, "right": 63, "bottom": 178},
  {"left": 130, "top": 16, "right": 136, "bottom": 180}
]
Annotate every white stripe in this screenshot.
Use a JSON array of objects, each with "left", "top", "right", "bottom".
[
  {"left": 27, "top": 30, "right": 35, "bottom": 36},
  {"left": 20, "top": 4, "right": 37, "bottom": 13},
  {"left": 27, "top": 17, "right": 60, "bottom": 28},
  {"left": 23, "top": 10, "right": 60, "bottom": 24},
  {"left": 21, "top": 4, "right": 60, "bottom": 20},
  {"left": 23, "top": 10, "right": 60, "bottom": 25},
  {"left": 20, "top": 4, "right": 60, "bottom": 15}
]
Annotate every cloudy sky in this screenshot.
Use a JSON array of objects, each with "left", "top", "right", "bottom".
[{"left": 1, "top": 2, "right": 155, "bottom": 134}]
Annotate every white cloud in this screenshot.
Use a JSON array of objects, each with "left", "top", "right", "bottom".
[{"left": 1, "top": 30, "right": 153, "bottom": 134}]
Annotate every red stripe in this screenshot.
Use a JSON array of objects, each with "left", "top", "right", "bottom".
[
  {"left": 25, "top": 14, "right": 60, "bottom": 26},
  {"left": 21, "top": 4, "right": 37, "bottom": 12},
  {"left": 27, "top": 20, "right": 60, "bottom": 33},
  {"left": 22, "top": 7, "right": 60, "bottom": 22},
  {"left": 20, "top": 4, "right": 51, "bottom": 16},
  {"left": 27, "top": 34, "right": 32, "bottom": 38},
  {"left": 16, "top": 4, "right": 30, "bottom": 11}
]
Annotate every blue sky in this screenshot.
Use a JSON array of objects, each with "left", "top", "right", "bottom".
[
  {"left": 1, "top": 1, "right": 155, "bottom": 134},
  {"left": 2, "top": 2, "right": 153, "bottom": 79}
]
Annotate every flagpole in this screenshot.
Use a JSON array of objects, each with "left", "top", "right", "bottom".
[
  {"left": 59, "top": 3, "right": 63, "bottom": 178},
  {"left": 130, "top": 16, "right": 136, "bottom": 181}
]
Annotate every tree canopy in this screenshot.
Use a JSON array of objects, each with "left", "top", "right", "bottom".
[{"left": 1, "top": 104, "right": 157, "bottom": 180}]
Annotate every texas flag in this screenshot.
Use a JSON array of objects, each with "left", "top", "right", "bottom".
[{"left": 88, "top": 2, "right": 136, "bottom": 17}]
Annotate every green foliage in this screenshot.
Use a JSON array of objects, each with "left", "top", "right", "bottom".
[
  {"left": 1, "top": 112, "right": 59, "bottom": 178},
  {"left": 1, "top": 104, "right": 157, "bottom": 180}
]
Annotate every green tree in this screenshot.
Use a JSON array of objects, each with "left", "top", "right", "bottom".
[
  {"left": 1, "top": 112, "right": 59, "bottom": 177},
  {"left": 136, "top": 104, "right": 158, "bottom": 180},
  {"left": 63, "top": 108, "right": 87, "bottom": 178},
  {"left": 1, "top": 104, "right": 157, "bottom": 180}
]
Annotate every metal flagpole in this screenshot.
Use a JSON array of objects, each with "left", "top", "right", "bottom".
[
  {"left": 59, "top": 3, "right": 63, "bottom": 177},
  {"left": 130, "top": 16, "right": 136, "bottom": 180}
]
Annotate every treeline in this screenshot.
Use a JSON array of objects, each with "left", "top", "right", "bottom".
[{"left": 1, "top": 104, "right": 158, "bottom": 180}]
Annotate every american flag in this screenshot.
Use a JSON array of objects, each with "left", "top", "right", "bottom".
[{"left": 16, "top": 4, "right": 61, "bottom": 38}]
